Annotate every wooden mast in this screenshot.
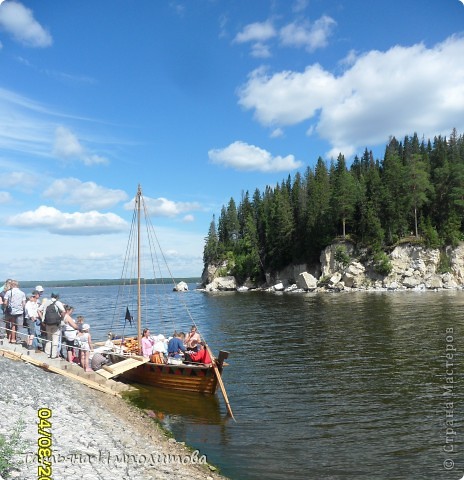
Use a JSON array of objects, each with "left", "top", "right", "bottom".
[{"left": 137, "top": 185, "right": 142, "bottom": 355}]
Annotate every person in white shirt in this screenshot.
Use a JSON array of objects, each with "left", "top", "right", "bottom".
[
  {"left": 24, "top": 291, "right": 40, "bottom": 350},
  {"left": 3, "top": 280, "right": 26, "bottom": 344}
]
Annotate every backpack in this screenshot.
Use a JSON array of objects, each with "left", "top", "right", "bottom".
[{"left": 44, "top": 301, "right": 62, "bottom": 325}]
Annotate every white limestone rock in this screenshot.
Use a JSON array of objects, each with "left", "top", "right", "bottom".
[
  {"left": 296, "top": 272, "right": 318, "bottom": 290},
  {"left": 174, "top": 281, "right": 189, "bottom": 292}
]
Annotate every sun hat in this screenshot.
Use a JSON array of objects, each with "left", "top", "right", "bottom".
[
  {"left": 82, "top": 323, "right": 90, "bottom": 331},
  {"left": 35, "top": 285, "right": 44, "bottom": 292}
]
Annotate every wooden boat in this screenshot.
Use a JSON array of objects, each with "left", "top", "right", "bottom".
[{"left": 104, "top": 185, "right": 233, "bottom": 417}]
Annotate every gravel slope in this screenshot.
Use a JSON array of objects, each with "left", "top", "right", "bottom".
[{"left": 0, "top": 355, "right": 227, "bottom": 480}]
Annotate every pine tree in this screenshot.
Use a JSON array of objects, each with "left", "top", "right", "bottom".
[
  {"left": 406, "top": 154, "right": 433, "bottom": 237},
  {"left": 203, "top": 216, "right": 218, "bottom": 264},
  {"left": 331, "top": 154, "right": 357, "bottom": 238}
]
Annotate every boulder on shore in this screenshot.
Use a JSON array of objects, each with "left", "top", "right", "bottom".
[
  {"left": 205, "top": 276, "right": 237, "bottom": 292},
  {"left": 174, "top": 281, "right": 189, "bottom": 292},
  {"left": 296, "top": 272, "right": 317, "bottom": 290}
]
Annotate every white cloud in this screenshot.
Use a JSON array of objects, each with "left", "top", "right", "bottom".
[
  {"left": 182, "top": 214, "right": 195, "bottom": 223},
  {"left": 208, "top": 140, "right": 302, "bottom": 172},
  {"left": 0, "top": 1, "right": 52, "bottom": 47},
  {"left": 233, "top": 20, "right": 276, "bottom": 58},
  {"left": 234, "top": 20, "right": 276, "bottom": 44},
  {"left": 43, "top": 178, "right": 128, "bottom": 211},
  {"left": 7, "top": 206, "right": 127, "bottom": 235},
  {"left": 340, "top": 49, "right": 359, "bottom": 68},
  {"left": 238, "top": 65, "right": 337, "bottom": 126},
  {"left": 0, "top": 191, "right": 12, "bottom": 204},
  {"left": 124, "top": 196, "right": 202, "bottom": 218},
  {"left": 0, "top": 88, "right": 117, "bottom": 163},
  {"left": 0, "top": 219, "right": 205, "bottom": 280},
  {"left": 270, "top": 128, "right": 284, "bottom": 138},
  {"left": 1, "top": 171, "right": 38, "bottom": 190},
  {"left": 238, "top": 35, "right": 464, "bottom": 158},
  {"left": 280, "top": 16, "right": 336, "bottom": 52},
  {"left": 169, "top": 1, "right": 185, "bottom": 17},
  {"left": 292, "top": 0, "right": 308, "bottom": 13},
  {"left": 53, "top": 126, "right": 109, "bottom": 166},
  {"left": 251, "top": 42, "right": 272, "bottom": 58},
  {"left": 0, "top": 88, "right": 55, "bottom": 158},
  {"left": 234, "top": 16, "right": 335, "bottom": 58}
]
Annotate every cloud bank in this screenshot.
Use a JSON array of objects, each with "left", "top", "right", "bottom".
[
  {"left": 7, "top": 206, "right": 127, "bottom": 235},
  {"left": 43, "top": 178, "right": 128, "bottom": 211},
  {"left": 238, "top": 35, "right": 464, "bottom": 157},
  {"left": 53, "top": 126, "right": 109, "bottom": 165},
  {"left": 233, "top": 15, "right": 336, "bottom": 58},
  {"left": 209, "top": 140, "right": 302, "bottom": 172},
  {"left": 0, "top": 1, "right": 52, "bottom": 47},
  {"left": 124, "top": 196, "right": 202, "bottom": 218}
]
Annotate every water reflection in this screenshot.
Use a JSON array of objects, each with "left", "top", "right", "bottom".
[
  {"left": 41, "top": 285, "right": 464, "bottom": 479},
  {"left": 125, "top": 384, "right": 223, "bottom": 424}
]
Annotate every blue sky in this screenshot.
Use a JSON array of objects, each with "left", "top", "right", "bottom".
[{"left": 0, "top": 0, "right": 463, "bottom": 281}]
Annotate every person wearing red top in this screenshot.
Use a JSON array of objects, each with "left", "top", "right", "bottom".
[{"left": 186, "top": 342, "right": 212, "bottom": 364}]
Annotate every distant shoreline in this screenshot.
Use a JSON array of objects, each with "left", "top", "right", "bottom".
[{"left": 15, "top": 278, "right": 201, "bottom": 289}]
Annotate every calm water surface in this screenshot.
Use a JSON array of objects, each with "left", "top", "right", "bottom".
[{"left": 47, "top": 285, "right": 464, "bottom": 480}]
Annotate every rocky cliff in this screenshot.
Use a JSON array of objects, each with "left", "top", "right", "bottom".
[
  {"left": 202, "top": 242, "right": 464, "bottom": 292},
  {"left": 317, "top": 242, "right": 464, "bottom": 291}
]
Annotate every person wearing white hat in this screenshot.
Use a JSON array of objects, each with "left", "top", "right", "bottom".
[
  {"left": 151, "top": 333, "right": 168, "bottom": 363},
  {"left": 153, "top": 334, "right": 168, "bottom": 355}
]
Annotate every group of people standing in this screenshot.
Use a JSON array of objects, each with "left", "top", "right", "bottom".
[
  {"left": 140, "top": 325, "right": 212, "bottom": 365},
  {"left": 0, "top": 280, "right": 93, "bottom": 371}
]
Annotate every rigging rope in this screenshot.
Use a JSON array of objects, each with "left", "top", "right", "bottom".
[{"left": 109, "top": 187, "right": 206, "bottom": 345}]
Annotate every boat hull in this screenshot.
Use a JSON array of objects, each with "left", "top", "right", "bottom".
[{"left": 121, "top": 362, "right": 219, "bottom": 395}]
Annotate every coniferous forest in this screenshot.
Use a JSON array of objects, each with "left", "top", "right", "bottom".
[{"left": 203, "top": 130, "right": 464, "bottom": 284}]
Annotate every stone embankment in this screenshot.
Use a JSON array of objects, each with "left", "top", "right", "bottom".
[
  {"left": 201, "top": 243, "right": 464, "bottom": 293},
  {"left": 0, "top": 342, "right": 226, "bottom": 480}
]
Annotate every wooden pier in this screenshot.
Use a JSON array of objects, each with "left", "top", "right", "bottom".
[{"left": 0, "top": 340, "right": 137, "bottom": 397}]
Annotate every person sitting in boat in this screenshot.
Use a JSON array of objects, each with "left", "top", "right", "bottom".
[
  {"left": 184, "top": 325, "right": 201, "bottom": 350},
  {"left": 167, "top": 331, "right": 186, "bottom": 359},
  {"left": 141, "top": 328, "right": 155, "bottom": 358},
  {"left": 91, "top": 351, "right": 111, "bottom": 371},
  {"left": 185, "top": 341, "right": 212, "bottom": 365},
  {"left": 152, "top": 334, "right": 167, "bottom": 362}
]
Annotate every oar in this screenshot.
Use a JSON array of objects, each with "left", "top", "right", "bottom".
[{"left": 206, "top": 344, "right": 236, "bottom": 422}]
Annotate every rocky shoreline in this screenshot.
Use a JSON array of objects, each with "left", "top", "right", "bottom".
[
  {"left": 202, "top": 242, "right": 464, "bottom": 294},
  {"left": 0, "top": 354, "right": 227, "bottom": 480}
]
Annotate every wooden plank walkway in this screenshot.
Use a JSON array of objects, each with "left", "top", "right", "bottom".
[
  {"left": 0, "top": 340, "right": 137, "bottom": 397},
  {"left": 97, "top": 356, "right": 149, "bottom": 379}
]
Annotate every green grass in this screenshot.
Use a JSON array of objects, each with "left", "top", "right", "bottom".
[{"left": 0, "top": 420, "right": 26, "bottom": 479}]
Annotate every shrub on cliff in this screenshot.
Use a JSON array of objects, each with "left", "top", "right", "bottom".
[{"left": 373, "top": 251, "right": 393, "bottom": 276}]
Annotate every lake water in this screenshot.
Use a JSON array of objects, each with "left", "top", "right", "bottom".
[{"left": 40, "top": 285, "right": 464, "bottom": 480}]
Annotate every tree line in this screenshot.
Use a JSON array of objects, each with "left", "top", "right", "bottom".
[
  {"left": 203, "top": 130, "right": 464, "bottom": 283},
  {"left": 19, "top": 278, "right": 201, "bottom": 288}
]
